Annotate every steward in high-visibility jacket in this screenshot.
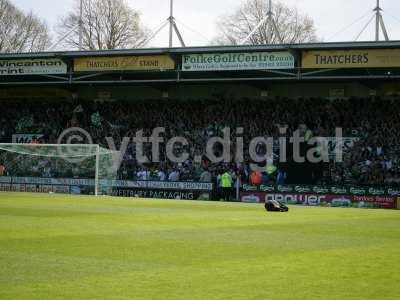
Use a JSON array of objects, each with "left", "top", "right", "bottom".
[{"left": 221, "top": 171, "right": 233, "bottom": 201}]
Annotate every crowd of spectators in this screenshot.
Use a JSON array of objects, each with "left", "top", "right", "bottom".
[{"left": 1, "top": 96, "right": 400, "bottom": 187}]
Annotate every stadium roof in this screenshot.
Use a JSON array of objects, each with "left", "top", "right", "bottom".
[
  {"left": 1, "top": 40, "right": 400, "bottom": 86},
  {"left": 1, "top": 40, "right": 400, "bottom": 59}
]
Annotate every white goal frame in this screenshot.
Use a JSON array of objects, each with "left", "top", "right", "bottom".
[{"left": 0, "top": 143, "right": 101, "bottom": 196}]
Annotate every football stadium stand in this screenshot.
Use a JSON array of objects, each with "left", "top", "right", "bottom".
[{"left": 1, "top": 41, "right": 400, "bottom": 206}]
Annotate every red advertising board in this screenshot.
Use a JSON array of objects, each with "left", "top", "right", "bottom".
[{"left": 240, "top": 191, "right": 396, "bottom": 209}]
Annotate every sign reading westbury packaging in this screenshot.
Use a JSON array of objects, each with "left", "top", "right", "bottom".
[
  {"left": 74, "top": 55, "right": 175, "bottom": 72},
  {"left": 182, "top": 52, "right": 294, "bottom": 71},
  {"left": 0, "top": 59, "right": 67, "bottom": 76},
  {"left": 302, "top": 49, "right": 400, "bottom": 69}
]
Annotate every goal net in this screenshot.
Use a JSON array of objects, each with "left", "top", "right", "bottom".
[{"left": 0, "top": 144, "right": 120, "bottom": 196}]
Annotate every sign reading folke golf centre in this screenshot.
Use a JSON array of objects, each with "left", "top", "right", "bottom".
[{"left": 182, "top": 52, "right": 295, "bottom": 71}]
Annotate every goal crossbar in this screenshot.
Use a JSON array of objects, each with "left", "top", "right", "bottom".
[{"left": 0, "top": 143, "right": 118, "bottom": 197}]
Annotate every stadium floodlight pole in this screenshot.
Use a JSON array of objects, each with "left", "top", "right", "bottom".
[
  {"left": 0, "top": 30, "right": 14, "bottom": 53},
  {"left": 138, "top": 0, "right": 185, "bottom": 48},
  {"left": 354, "top": 14, "right": 375, "bottom": 41},
  {"left": 167, "top": 0, "right": 185, "bottom": 47},
  {"left": 49, "top": 24, "right": 80, "bottom": 50},
  {"left": 240, "top": 0, "right": 283, "bottom": 45},
  {"left": 137, "top": 20, "right": 169, "bottom": 48},
  {"left": 373, "top": 0, "right": 389, "bottom": 41},
  {"left": 49, "top": 0, "right": 84, "bottom": 50},
  {"left": 79, "top": 0, "right": 84, "bottom": 50},
  {"left": 375, "top": 0, "right": 380, "bottom": 41},
  {"left": 0, "top": 16, "right": 16, "bottom": 52},
  {"left": 173, "top": 22, "right": 186, "bottom": 47},
  {"left": 169, "top": 0, "right": 174, "bottom": 47}
]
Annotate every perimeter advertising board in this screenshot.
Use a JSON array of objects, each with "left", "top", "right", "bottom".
[
  {"left": 0, "top": 59, "right": 67, "bottom": 76},
  {"left": 240, "top": 183, "right": 397, "bottom": 209},
  {"left": 182, "top": 51, "right": 294, "bottom": 71},
  {"left": 302, "top": 49, "right": 400, "bottom": 69},
  {"left": 111, "top": 180, "right": 213, "bottom": 200},
  {"left": 240, "top": 191, "right": 395, "bottom": 209},
  {"left": 241, "top": 184, "right": 398, "bottom": 209},
  {"left": 0, "top": 177, "right": 213, "bottom": 200},
  {"left": 74, "top": 55, "right": 175, "bottom": 72},
  {"left": 12, "top": 134, "right": 44, "bottom": 144}
]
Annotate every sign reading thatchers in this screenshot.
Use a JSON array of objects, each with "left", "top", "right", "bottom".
[
  {"left": 302, "top": 49, "right": 400, "bottom": 68},
  {"left": 74, "top": 55, "right": 175, "bottom": 72}
]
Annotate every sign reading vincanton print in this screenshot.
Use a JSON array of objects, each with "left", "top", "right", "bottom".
[
  {"left": 74, "top": 55, "right": 175, "bottom": 72},
  {"left": 0, "top": 59, "right": 67, "bottom": 76},
  {"left": 182, "top": 52, "right": 295, "bottom": 71}
]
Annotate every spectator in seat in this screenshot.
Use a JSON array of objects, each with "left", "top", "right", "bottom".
[
  {"left": 250, "top": 171, "right": 262, "bottom": 186},
  {"left": 0, "top": 163, "right": 5, "bottom": 176},
  {"left": 168, "top": 168, "right": 180, "bottom": 182},
  {"left": 200, "top": 168, "right": 212, "bottom": 182}
]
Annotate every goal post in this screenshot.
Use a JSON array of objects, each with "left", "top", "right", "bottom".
[
  {"left": 95, "top": 144, "right": 100, "bottom": 197},
  {"left": 0, "top": 143, "right": 120, "bottom": 196}
]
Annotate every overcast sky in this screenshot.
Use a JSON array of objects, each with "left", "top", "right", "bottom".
[{"left": 10, "top": 0, "right": 400, "bottom": 47}]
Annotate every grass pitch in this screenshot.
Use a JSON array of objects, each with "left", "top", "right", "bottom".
[{"left": 0, "top": 193, "right": 399, "bottom": 300}]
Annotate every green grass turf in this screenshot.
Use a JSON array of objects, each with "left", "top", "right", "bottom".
[{"left": 0, "top": 193, "right": 399, "bottom": 300}]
